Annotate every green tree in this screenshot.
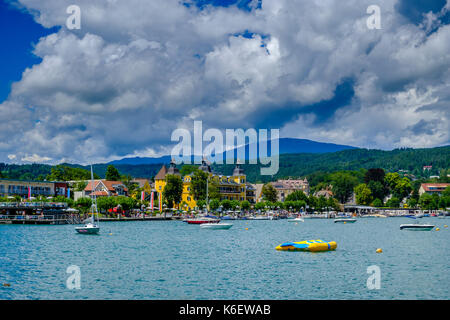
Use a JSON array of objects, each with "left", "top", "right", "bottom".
[
  {"left": 386, "top": 197, "right": 400, "bottom": 208},
  {"left": 407, "top": 198, "right": 418, "bottom": 208},
  {"left": 274, "top": 201, "right": 284, "bottom": 210},
  {"left": 285, "top": 190, "right": 308, "bottom": 202},
  {"left": 364, "top": 168, "right": 385, "bottom": 184},
  {"left": 254, "top": 202, "right": 266, "bottom": 211},
  {"left": 240, "top": 200, "right": 250, "bottom": 210},
  {"left": 385, "top": 172, "right": 401, "bottom": 191},
  {"left": 96, "top": 197, "right": 116, "bottom": 212},
  {"left": 330, "top": 172, "right": 358, "bottom": 203},
  {"left": 327, "top": 197, "right": 340, "bottom": 211},
  {"left": 230, "top": 199, "right": 240, "bottom": 211},
  {"left": 163, "top": 174, "right": 183, "bottom": 208},
  {"left": 209, "top": 199, "right": 220, "bottom": 211},
  {"left": 419, "top": 193, "right": 436, "bottom": 210},
  {"left": 220, "top": 199, "right": 232, "bottom": 210},
  {"left": 439, "top": 196, "right": 449, "bottom": 209},
  {"left": 355, "top": 183, "right": 373, "bottom": 205},
  {"left": 74, "top": 181, "right": 88, "bottom": 192},
  {"left": 372, "top": 198, "right": 384, "bottom": 207},
  {"left": 75, "top": 197, "right": 92, "bottom": 213},
  {"left": 393, "top": 177, "right": 412, "bottom": 200},
  {"left": 197, "top": 199, "right": 207, "bottom": 210},
  {"left": 208, "top": 180, "right": 221, "bottom": 201},
  {"left": 262, "top": 183, "right": 277, "bottom": 202},
  {"left": 307, "top": 195, "right": 317, "bottom": 209},
  {"left": 116, "top": 196, "right": 137, "bottom": 211},
  {"left": 367, "top": 180, "right": 387, "bottom": 202},
  {"left": 53, "top": 195, "right": 74, "bottom": 207},
  {"left": 180, "top": 165, "right": 198, "bottom": 176},
  {"left": 443, "top": 186, "right": 450, "bottom": 197},
  {"left": 190, "top": 170, "right": 209, "bottom": 201},
  {"left": 316, "top": 196, "right": 327, "bottom": 212},
  {"left": 105, "top": 165, "right": 121, "bottom": 181}
]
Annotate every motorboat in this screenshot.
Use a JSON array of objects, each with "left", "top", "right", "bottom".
[
  {"left": 334, "top": 218, "right": 357, "bottom": 223},
  {"left": 400, "top": 215, "right": 435, "bottom": 230},
  {"left": 200, "top": 223, "right": 233, "bottom": 230},
  {"left": 400, "top": 224, "right": 435, "bottom": 231},
  {"left": 185, "top": 215, "right": 220, "bottom": 224},
  {"left": 276, "top": 239, "right": 337, "bottom": 252}
]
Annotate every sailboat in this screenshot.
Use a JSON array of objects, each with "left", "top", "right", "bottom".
[{"left": 75, "top": 165, "right": 100, "bottom": 234}]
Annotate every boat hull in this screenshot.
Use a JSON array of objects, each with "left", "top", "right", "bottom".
[
  {"left": 200, "top": 223, "right": 233, "bottom": 230},
  {"left": 400, "top": 224, "right": 434, "bottom": 231},
  {"left": 334, "top": 219, "right": 356, "bottom": 223},
  {"left": 186, "top": 219, "right": 220, "bottom": 224},
  {"left": 75, "top": 226, "right": 100, "bottom": 234}
]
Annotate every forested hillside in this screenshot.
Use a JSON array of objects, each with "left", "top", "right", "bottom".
[{"left": 1, "top": 146, "right": 448, "bottom": 183}]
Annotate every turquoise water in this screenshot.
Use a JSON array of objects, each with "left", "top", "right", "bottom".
[{"left": 0, "top": 218, "right": 449, "bottom": 299}]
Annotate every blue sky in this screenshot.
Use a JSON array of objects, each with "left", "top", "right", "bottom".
[
  {"left": 0, "top": 0, "right": 449, "bottom": 164},
  {"left": 0, "top": 1, "right": 58, "bottom": 101}
]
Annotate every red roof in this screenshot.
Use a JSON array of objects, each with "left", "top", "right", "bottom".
[
  {"left": 421, "top": 183, "right": 450, "bottom": 192},
  {"left": 91, "top": 191, "right": 109, "bottom": 196},
  {"left": 85, "top": 180, "right": 128, "bottom": 192}
]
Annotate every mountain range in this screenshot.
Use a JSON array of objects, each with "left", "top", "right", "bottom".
[{"left": 107, "top": 138, "right": 357, "bottom": 165}]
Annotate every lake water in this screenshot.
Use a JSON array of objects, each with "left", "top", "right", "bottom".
[{"left": 0, "top": 218, "right": 448, "bottom": 299}]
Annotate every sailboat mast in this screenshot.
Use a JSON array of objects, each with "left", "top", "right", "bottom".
[{"left": 90, "top": 164, "right": 99, "bottom": 222}]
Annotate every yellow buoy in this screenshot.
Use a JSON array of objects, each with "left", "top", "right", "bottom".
[
  {"left": 376, "top": 248, "right": 383, "bottom": 253},
  {"left": 3, "top": 283, "right": 11, "bottom": 287},
  {"left": 344, "top": 222, "right": 347, "bottom": 224},
  {"left": 444, "top": 225, "right": 448, "bottom": 228},
  {"left": 109, "top": 233, "right": 113, "bottom": 236},
  {"left": 435, "top": 228, "right": 440, "bottom": 231},
  {"left": 245, "top": 228, "right": 249, "bottom": 230}
]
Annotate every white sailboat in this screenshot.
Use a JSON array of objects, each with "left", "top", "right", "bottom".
[{"left": 75, "top": 165, "right": 100, "bottom": 234}]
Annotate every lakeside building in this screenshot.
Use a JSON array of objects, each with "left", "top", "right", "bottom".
[
  {"left": 418, "top": 183, "right": 450, "bottom": 196},
  {"left": 314, "top": 188, "right": 333, "bottom": 199},
  {"left": 270, "top": 178, "right": 310, "bottom": 202},
  {"left": 130, "top": 178, "right": 153, "bottom": 189},
  {"left": 74, "top": 180, "right": 128, "bottom": 200},
  {"left": 0, "top": 179, "right": 68, "bottom": 198},
  {"left": 154, "top": 159, "right": 256, "bottom": 210}
]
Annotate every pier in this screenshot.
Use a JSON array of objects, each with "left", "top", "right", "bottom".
[{"left": 0, "top": 202, "right": 81, "bottom": 225}]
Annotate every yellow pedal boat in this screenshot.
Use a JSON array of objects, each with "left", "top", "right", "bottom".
[{"left": 276, "top": 239, "right": 337, "bottom": 252}]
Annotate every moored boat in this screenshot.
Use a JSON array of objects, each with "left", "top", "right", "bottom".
[
  {"left": 200, "top": 223, "right": 233, "bottom": 230},
  {"left": 75, "top": 165, "right": 100, "bottom": 235},
  {"left": 400, "top": 224, "right": 435, "bottom": 231},
  {"left": 185, "top": 217, "right": 220, "bottom": 224},
  {"left": 334, "top": 218, "right": 357, "bottom": 223},
  {"left": 288, "top": 217, "right": 304, "bottom": 222}
]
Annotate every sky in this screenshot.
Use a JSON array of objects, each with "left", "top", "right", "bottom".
[{"left": 0, "top": 0, "right": 449, "bottom": 164}]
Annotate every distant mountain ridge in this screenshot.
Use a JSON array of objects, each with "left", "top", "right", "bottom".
[{"left": 108, "top": 138, "right": 357, "bottom": 165}]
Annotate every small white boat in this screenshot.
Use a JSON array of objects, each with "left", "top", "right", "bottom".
[
  {"left": 334, "top": 218, "right": 357, "bottom": 223},
  {"left": 75, "top": 165, "right": 100, "bottom": 235},
  {"left": 200, "top": 223, "right": 233, "bottom": 230},
  {"left": 288, "top": 217, "right": 304, "bottom": 222},
  {"left": 400, "top": 224, "right": 434, "bottom": 231},
  {"left": 75, "top": 220, "right": 100, "bottom": 234}
]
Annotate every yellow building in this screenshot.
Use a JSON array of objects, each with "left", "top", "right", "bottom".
[{"left": 154, "top": 159, "right": 256, "bottom": 210}]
